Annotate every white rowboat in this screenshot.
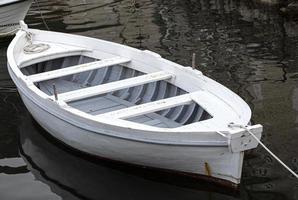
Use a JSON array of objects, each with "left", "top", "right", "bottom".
[
  {"left": 0, "top": 0, "right": 32, "bottom": 37},
  {"left": 7, "top": 22, "right": 262, "bottom": 186}
]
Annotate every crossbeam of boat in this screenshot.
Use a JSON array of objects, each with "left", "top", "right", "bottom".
[
  {"left": 55, "top": 71, "right": 174, "bottom": 102},
  {"left": 98, "top": 93, "right": 195, "bottom": 119},
  {"left": 27, "top": 57, "right": 131, "bottom": 83}
]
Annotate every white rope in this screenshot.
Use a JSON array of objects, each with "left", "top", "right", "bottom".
[
  {"left": 229, "top": 123, "right": 298, "bottom": 179},
  {"left": 21, "top": 26, "right": 50, "bottom": 54},
  {"left": 34, "top": 0, "right": 50, "bottom": 30},
  {"left": 215, "top": 130, "right": 228, "bottom": 138},
  {"left": 23, "top": 43, "right": 50, "bottom": 54}
]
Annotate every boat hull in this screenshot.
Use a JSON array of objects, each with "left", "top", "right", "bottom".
[
  {"left": 10, "top": 65, "right": 243, "bottom": 185},
  {"left": 19, "top": 114, "right": 240, "bottom": 198},
  {"left": 0, "top": 0, "right": 32, "bottom": 37},
  {"left": 20, "top": 92, "right": 243, "bottom": 185},
  {"left": 6, "top": 28, "right": 262, "bottom": 186}
]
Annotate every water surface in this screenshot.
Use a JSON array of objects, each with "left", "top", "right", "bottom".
[{"left": 0, "top": 0, "right": 298, "bottom": 199}]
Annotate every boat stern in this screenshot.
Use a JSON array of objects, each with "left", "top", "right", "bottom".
[{"left": 228, "top": 124, "right": 263, "bottom": 153}]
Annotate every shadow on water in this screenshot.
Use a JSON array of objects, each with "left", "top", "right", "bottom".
[{"left": 1, "top": 0, "right": 298, "bottom": 199}]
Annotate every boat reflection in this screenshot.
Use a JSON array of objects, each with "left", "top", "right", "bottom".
[{"left": 19, "top": 113, "right": 240, "bottom": 200}]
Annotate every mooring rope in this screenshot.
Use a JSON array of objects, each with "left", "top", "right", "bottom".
[
  {"left": 228, "top": 123, "right": 298, "bottom": 179},
  {"left": 23, "top": 43, "right": 50, "bottom": 54},
  {"left": 21, "top": 26, "right": 50, "bottom": 54},
  {"left": 34, "top": 0, "right": 50, "bottom": 30},
  {"left": 0, "top": 0, "right": 50, "bottom": 37},
  {"left": 215, "top": 130, "right": 228, "bottom": 138}
]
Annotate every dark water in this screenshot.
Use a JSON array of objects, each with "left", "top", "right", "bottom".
[{"left": 1, "top": 0, "right": 298, "bottom": 199}]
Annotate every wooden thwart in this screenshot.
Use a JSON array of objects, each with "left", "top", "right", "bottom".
[
  {"left": 56, "top": 71, "right": 174, "bottom": 102},
  {"left": 27, "top": 57, "right": 131, "bottom": 83},
  {"left": 98, "top": 93, "right": 194, "bottom": 119}
]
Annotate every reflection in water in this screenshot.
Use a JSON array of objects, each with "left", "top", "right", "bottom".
[
  {"left": 0, "top": 38, "right": 60, "bottom": 199},
  {"left": 0, "top": 0, "right": 298, "bottom": 199},
  {"left": 19, "top": 114, "right": 238, "bottom": 200},
  {"left": 0, "top": 39, "right": 23, "bottom": 159}
]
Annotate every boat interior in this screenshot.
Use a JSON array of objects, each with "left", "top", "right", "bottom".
[{"left": 21, "top": 55, "right": 212, "bottom": 128}]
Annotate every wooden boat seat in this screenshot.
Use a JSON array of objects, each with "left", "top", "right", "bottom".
[
  {"left": 27, "top": 54, "right": 214, "bottom": 128},
  {"left": 55, "top": 71, "right": 174, "bottom": 102},
  {"left": 98, "top": 92, "right": 195, "bottom": 119},
  {"left": 98, "top": 94, "right": 192, "bottom": 119},
  {"left": 38, "top": 77, "right": 183, "bottom": 128},
  {"left": 27, "top": 57, "right": 131, "bottom": 83},
  {"left": 68, "top": 94, "right": 182, "bottom": 128}
]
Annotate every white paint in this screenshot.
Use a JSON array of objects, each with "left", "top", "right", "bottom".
[
  {"left": 57, "top": 71, "right": 173, "bottom": 102},
  {"left": 27, "top": 57, "right": 130, "bottom": 83},
  {"left": 6, "top": 26, "right": 264, "bottom": 185},
  {"left": 100, "top": 92, "right": 193, "bottom": 119}
]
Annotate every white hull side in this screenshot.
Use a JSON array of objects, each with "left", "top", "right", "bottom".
[
  {"left": 0, "top": 0, "right": 32, "bottom": 37},
  {"left": 17, "top": 88, "right": 244, "bottom": 185}
]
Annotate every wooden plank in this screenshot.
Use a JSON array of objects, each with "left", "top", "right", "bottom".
[
  {"left": 179, "top": 103, "right": 196, "bottom": 124},
  {"left": 106, "top": 94, "right": 181, "bottom": 128},
  {"left": 70, "top": 96, "right": 119, "bottom": 113},
  {"left": 57, "top": 71, "right": 174, "bottom": 102},
  {"left": 39, "top": 79, "right": 83, "bottom": 95},
  {"left": 98, "top": 93, "right": 193, "bottom": 119},
  {"left": 27, "top": 57, "right": 131, "bottom": 83},
  {"left": 128, "top": 116, "right": 153, "bottom": 123},
  {"left": 91, "top": 105, "right": 127, "bottom": 115},
  {"left": 105, "top": 94, "right": 180, "bottom": 127}
]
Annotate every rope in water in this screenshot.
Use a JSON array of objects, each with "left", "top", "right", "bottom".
[
  {"left": 0, "top": 0, "right": 49, "bottom": 37},
  {"left": 34, "top": 0, "right": 50, "bottom": 30},
  {"left": 227, "top": 123, "right": 298, "bottom": 179}
]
